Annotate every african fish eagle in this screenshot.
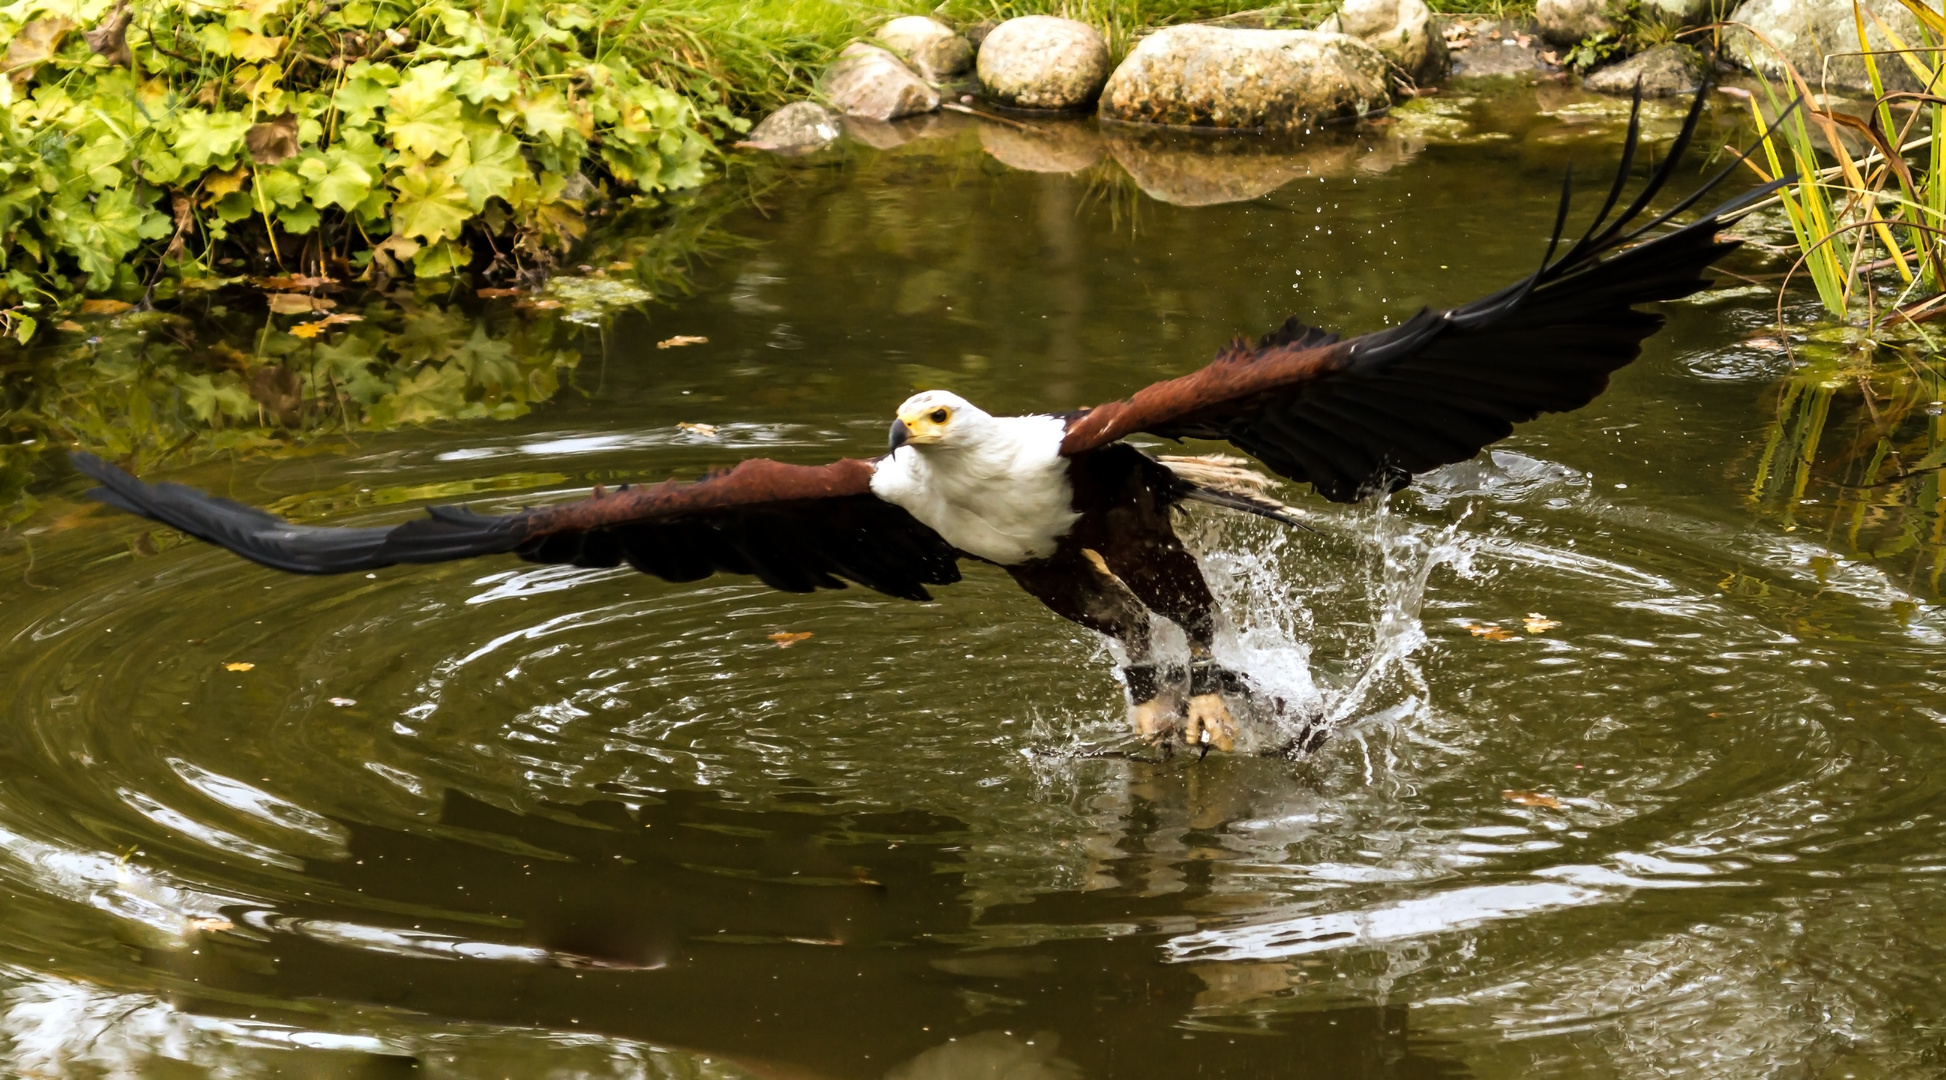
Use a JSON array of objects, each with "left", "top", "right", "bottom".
[{"left": 69, "top": 89, "right": 1784, "bottom": 754}]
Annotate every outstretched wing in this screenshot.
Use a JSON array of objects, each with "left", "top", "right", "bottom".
[
  {"left": 1060, "top": 86, "right": 1789, "bottom": 502},
  {"left": 71, "top": 453, "right": 961, "bottom": 601}
]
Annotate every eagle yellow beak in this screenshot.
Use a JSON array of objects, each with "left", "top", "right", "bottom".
[{"left": 890, "top": 410, "right": 947, "bottom": 450}]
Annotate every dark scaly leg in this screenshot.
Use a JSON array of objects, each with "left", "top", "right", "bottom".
[
  {"left": 1008, "top": 549, "right": 1180, "bottom": 745},
  {"left": 1092, "top": 487, "right": 1242, "bottom": 753}
]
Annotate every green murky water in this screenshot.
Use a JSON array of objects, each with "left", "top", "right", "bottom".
[{"left": 3, "top": 84, "right": 1945, "bottom": 1078}]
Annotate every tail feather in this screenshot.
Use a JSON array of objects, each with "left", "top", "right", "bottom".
[
  {"left": 69, "top": 452, "right": 529, "bottom": 574},
  {"left": 1157, "top": 454, "right": 1311, "bottom": 530}
]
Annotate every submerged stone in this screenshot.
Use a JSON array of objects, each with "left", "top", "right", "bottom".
[
  {"left": 876, "top": 16, "right": 974, "bottom": 83},
  {"left": 824, "top": 42, "right": 940, "bottom": 121},
  {"left": 977, "top": 16, "right": 1111, "bottom": 111},
  {"left": 1318, "top": 0, "right": 1449, "bottom": 87},
  {"left": 1100, "top": 26, "right": 1392, "bottom": 131},
  {"left": 737, "top": 101, "right": 842, "bottom": 155},
  {"left": 1583, "top": 43, "right": 1705, "bottom": 97}
]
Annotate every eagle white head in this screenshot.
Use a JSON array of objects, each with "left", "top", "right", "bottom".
[{"left": 888, "top": 390, "right": 988, "bottom": 451}]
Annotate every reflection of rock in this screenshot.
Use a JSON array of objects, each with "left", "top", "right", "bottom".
[
  {"left": 1318, "top": 0, "right": 1448, "bottom": 86},
  {"left": 977, "top": 16, "right": 1111, "bottom": 110},
  {"left": 1101, "top": 26, "right": 1391, "bottom": 131},
  {"left": 883, "top": 1031, "right": 1081, "bottom": 1080},
  {"left": 876, "top": 15, "right": 973, "bottom": 82},
  {"left": 1584, "top": 43, "right": 1704, "bottom": 97},
  {"left": 1105, "top": 126, "right": 1419, "bottom": 206},
  {"left": 1536, "top": 0, "right": 1615, "bottom": 46},
  {"left": 978, "top": 119, "right": 1105, "bottom": 173},
  {"left": 823, "top": 42, "right": 939, "bottom": 121},
  {"left": 736, "top": 101, "right": 841, "bottom": 154},
  {"left": 1725, "top": 0, "right": 1922, "bottom": 92},
  {"left": 841, "top": 111, "right": 964, "bottom": 150}
]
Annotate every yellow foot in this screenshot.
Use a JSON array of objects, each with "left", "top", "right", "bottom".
[
  {"left": 1183, "top": 693, "right": 1237, "bottom": 753},
  {"left": 1129, "top": 698, "right": 1178, "bottom": 743}
]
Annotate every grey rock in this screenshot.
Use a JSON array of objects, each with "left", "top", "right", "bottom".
[
  {"left": 1318, "top": 0, "right": 1449, "bottom": 86},
  {"left": 1449, "top": 31, "right": 1554, "bottom": 79},
  {"left": 1536, "top": 0, "right": 1616, "bottom": 46},
  {"left": 964, "top": 20, "right": 998, "bottom": 48},
  {"left": 736, "top": 101, "right": 842, "bottom": 154},
  {"left": 1584, "top": 42, "right": 1706, "bottom": 96},
  {"left": 978, "top": 118, "right": 1106, "bottom": 173},
  {"left": 1637, "top": 0, "right": 1714, "bottom": 27},
  {"left": 876, "top": 16, "right": 973, "bottom": 82},
  {"left": 823, "top": 42, "right": 940, "bottom": 121},
  {"left": 1725, "top": 0, "right": 1922, "bottom": 92},
  {"left": 977, "top": 16, "right": 1111, "bottom": 111},
  {"left": 1099, "top": 26, "right": 1392, "bottom": 130}
]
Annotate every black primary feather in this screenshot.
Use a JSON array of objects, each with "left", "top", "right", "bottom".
[{"left": 1190, "top": 82, "right": 1795, "bottom": 502}]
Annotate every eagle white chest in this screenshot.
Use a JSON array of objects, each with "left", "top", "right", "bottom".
[{"left": 869, "top": 414, "right": 1079, "bottom": 566}]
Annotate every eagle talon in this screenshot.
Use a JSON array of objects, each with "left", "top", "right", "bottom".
[
  {"left": 1129, "top": 697, "right": 1180, "bottom": 745},
  {"left": 1183, "top": 692, "right": 1237, "bottom": 753}
]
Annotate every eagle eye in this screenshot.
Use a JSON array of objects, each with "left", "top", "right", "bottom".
[{"left": 929, "top": 408, "right": 949, "bottom": 424}]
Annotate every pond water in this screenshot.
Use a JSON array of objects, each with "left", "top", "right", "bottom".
[{"left": 3, "top": 83, "right": 1945, "bottom": 1078}]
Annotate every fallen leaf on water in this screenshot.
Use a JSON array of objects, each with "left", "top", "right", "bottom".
[
  {"left": 131, "top": 531, "right": 157, "bottom": 556},
  {"left": 477, "top": 287, "right": 522, "bottom": 299},
  {"left": 223, "top": 662, "right": 254, "bottom": 672},
  {"left": 265, "top": 293, "right": 334, "bottom": 314},
  {"left": 1465, "top": 623, "right": 1522, "bottom": 641},
  {"left": 79, "top": 299, "right": 133, "bottom": 316},
  {"left": 769, "top": 631, "right": 813, "bottom": 648},
  {"left": 328, "top": 696, "right": 356, "bottom": 707},
  {"left": 678, "top": 421, "right": 718, "bottom": 437},
  {"left": 256, "top": 273, "right": 330, "bottom": 291},
  {"left": 657, "top": 335, "right": 708, "bottom": 349},
  {"left": 1522, "top": 612, "right": 1561, "bottom": 634},
  {"left": 55, "top": 320, "right": 84, "bottom": 332},
  {"left": 319, "top": 312, "right": 362, "bottom": 326},
  {"left": 1502, "top": 790, "right": 1564, "bottom": 809},
  {"left": 288, "top": 322, "right": 325, "bottom": 339}
]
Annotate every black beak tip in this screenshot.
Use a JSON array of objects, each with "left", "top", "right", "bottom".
[{"left": 888, "top": 419, "right": 910, "bottom": 452}]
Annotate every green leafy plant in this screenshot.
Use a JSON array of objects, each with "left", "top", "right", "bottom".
[{"left": 0, "top": 0, "right": 730, "bottom": 342}]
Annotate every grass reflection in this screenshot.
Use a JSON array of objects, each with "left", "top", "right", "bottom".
[{"left": 1751, "top": 337, "right": 1946, "bottom": 598}]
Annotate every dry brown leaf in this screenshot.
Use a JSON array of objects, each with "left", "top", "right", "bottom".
[
  {"left": 4, "top": 18, "right": 71, "bottom": 85},
  {"left": 223, "top": 662, "right": 254, "bottom": 672},
  {"left": 677, "top": 422, "right": 718, "bottom": 437},
  {"left": 1465, "top": 623, "right": 1522, "bottom": 642},
  {"left": 1522, "top": 613, "right": 1561, "bottom": 634},
  {"left": 657, "top": 335, "right": 708, "bottom": 349},
  {"left": 287, "top": 322, "right": 325, "bottom": 339},
  {"left": 257, "top": 273, "right": 330, "bottom": 291},
  {"left": 55, "top": 320, "right": 84, "bottom": 332},
  {"left": 769, "top": 631, "right": 814, "bottom": 648},
  {"left": 1502, "top": 790, "right": 1564, "bottom": 809},
  {"left": 84, "top": 0, "right": 132, "bottom": 66},
  {"left": 245, "top": 113, "right": 299, "bottom": 164},
  {"left": 79, "top": 298, "right": 132, "bottom": 315},
  {"left": 318, "top": 312, "right": 362, "bottom": 326},
  {"left": 265, "top": 293, "right": 335, "bottom": 314},
  {"left": 476, "top": 287, "right": 522, "bottom": 299}
]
